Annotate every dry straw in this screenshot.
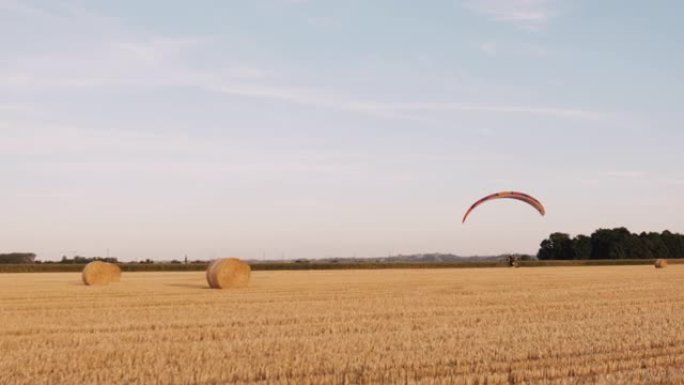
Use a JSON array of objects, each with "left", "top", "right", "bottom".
[
  {"left": 655, "top": 259, "right": 668, "bottom": 269},
  {"left": 206, "top": 258, "right": 251, "bottom": 289},
  {"left": 206, "top": 259, "right": 221, "bottom": 289},
  {"left": 82, "top": 261, "right": 122, "bottom": 286}
]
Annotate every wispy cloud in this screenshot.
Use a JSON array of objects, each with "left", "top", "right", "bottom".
[
  {"left": 0, "top": 103, "right": 25, "bottom": 111},
  {"left": 602, "top": 171, "right": 646, "bottom": 178},
  {"left": 476, "top": 41, "right": 550, "bottom": 58},
  {"left": 0, "top": 125, "right": 363, "bottom": 181},
  {"left": 306, "top": 16, "right": 334, "bottom": 27},
  {"left": 354, "top": 102, "right": 608, "bottom": 120},
  {"left": 212, "top": 85, "right": 608, "bottom": 121},
  {"left": 0, "top": 0, "right": 63, "bottom": 20},
  {"left": 0, "top": 0, "right": 607, "bottom": 125},
  {"left": 480, "top": 42, "right": 498, "bottom": 56},
  {"left": 464, "top": 0, "right": 561, "bottom": 30}
]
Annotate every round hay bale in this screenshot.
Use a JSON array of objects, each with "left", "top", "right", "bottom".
[
  {"left": 82, "top": 261, "right": 121, "bottom": 286},
  {"left": 655, "top": 259, "right": 668, "bottom": 269},
  {"left": 207, "top": 258, "right": 251, "bottom": 289},
  {"left": 106, "top": 263, "right": 122, "bottom": 282},
  {"left": 206, "top": 259, "right": 221, "bottom": 289}
]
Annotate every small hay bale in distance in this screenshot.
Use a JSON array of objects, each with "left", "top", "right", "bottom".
[
  {"left": 206, "top": 258, "right": 251, "bottom": 289},
  {"left": 82, "top": 261, "right": 122, "bottom": 286},
  {"left": 655, "top": 259, "right": 668, "bottom": 269}
]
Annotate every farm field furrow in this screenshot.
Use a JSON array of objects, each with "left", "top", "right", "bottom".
[{"left": 1, "top": 266, "right": 684, "bottom": 384}]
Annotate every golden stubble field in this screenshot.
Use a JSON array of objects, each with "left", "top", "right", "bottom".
[{"left": 1, "top": 266, "right": 684, "bottom": 385}]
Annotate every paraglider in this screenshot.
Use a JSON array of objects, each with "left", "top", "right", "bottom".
[{"left": 462, "top": 191, "right": 545, "bottom": 223}]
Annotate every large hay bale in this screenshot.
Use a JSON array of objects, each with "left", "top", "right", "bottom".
[
  {"left": 206, "top": 259, "right": 221, "bottom": 289},
  {"left": 655, "top": 259, "right": 668, "bottom": 269},
  {"left": 206, "top": 258, "right": 251, "bottom": 289},
  {"left": 82, "top": 261, "right": 121, "bottom": 286},
  {"left": 106, "top": 263, "right": 122, "bottom": 282}
]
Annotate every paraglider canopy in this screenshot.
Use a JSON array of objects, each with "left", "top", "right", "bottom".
[{"left": 462, "top": 191, "right": 545, "bottom": 223}]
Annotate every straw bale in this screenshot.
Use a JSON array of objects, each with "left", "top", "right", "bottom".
[
  {"left": 206, "top": 259, "right": 221, "bottom": 289},
  {"left": 82, "top": 261, "right": 121, "bottom": 286},
  {"left": 207, "top": 258, "right": 250, "bottom": 289}
]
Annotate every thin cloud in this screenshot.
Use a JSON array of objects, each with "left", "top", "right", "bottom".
[
  {"left": 602, "top": 171, "right": 646, "bottom": 178},
  {"left": 0, "top": 124, "right": 366, "bottom": 178},
  {"left": 208, "top": 84, "right": 430, "bottom": 121},
  {"left": 0, "top": 103, "right": 25, "bottom": 111},
  {"left": 210, "top": 85, "right": 608, "bottom": 121},
  {"left": 0, "top": 0, "right": 63, "bottom": 20},
  {"left": 480, "top": 42, "right": 497, "bottom": 56},
  {"left": 464, "top": 0, "right": 560, "bottom": 30},
  {"left": 3, "top": 36, "right": 607, "bottom": 123},
  {"left": 307, "top": 16, "right": 335, "bottom": 27},
  {"left": 1, "top": 0, "right": 607, "bottom": 124},
  {"left": 357, "top": 102, "right": 608, "bottom": 120}
]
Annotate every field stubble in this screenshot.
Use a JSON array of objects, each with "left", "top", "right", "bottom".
[{"left": 1, "top": 267, "right": 684, "bottom": 384}]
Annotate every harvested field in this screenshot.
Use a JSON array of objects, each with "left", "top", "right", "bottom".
[{"left": 1, "top": 266, "right": 684, "bottom": 384}]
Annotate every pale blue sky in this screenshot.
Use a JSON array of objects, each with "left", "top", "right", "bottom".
[{"left": 1, "top": 0, "right": 683, "bottom": 261}]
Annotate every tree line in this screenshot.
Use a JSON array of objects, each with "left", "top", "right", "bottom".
[
  {"left": 5, "top": 229, "right": 684, "bottom": 264},
  {"left": 0, "top": 253, "right": 36, "bottom": 264},
  {"left": 0, "top": 254, "right": 120, "bottom": 264},
  {"left": 0, "top": 254, "right": 199, "bottom": 264},
  {"left": 57, "top": 256, "right": 119, "bottom": 264},
  {"left": 537, "top": 228, "right": 684, "bottom": 260}
]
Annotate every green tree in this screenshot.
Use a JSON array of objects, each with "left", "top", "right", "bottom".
[
  {"left": 537, "top": 233, "right": 574, "bottom": 260},
  {"left": 572, "top": 235, "right": 592, "bottom": 259},
  {"left": 0, "top": 253, "right": 36, "bottom": 264},
  {"left": 590, "top": 228, "right": 636, "bottom": 259},
  {"left": 640, "top": 232, "right": 670, "bottom": 259},
  {"left": 661, "top": 230, "right": 684, "bottom": 259},
  {"left": 540, "top": 228, "right": 684, "bottom": 260}
]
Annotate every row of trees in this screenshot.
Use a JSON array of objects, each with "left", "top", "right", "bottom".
[
  {"left": 57, "top": 256, "right": 119, "bottom": 264},
  {"left": 538, "top": 228, "right": 684, "bottom": 260},
  {"left": 0, "top": 255, "right": 120, "bottom": 264},
  {"left": 0, "top": 253, "right": 36, "bottom": 264},
  {"left": 0, "top": 254, "right": 199, "bottom": 264},
  {"left": 5, "top": 229, "right": 683, "bottom": 263}
]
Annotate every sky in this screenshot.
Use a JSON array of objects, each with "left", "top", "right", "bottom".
[{"left": 1, "top": 0, "right": 684, "bottom": 261}]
